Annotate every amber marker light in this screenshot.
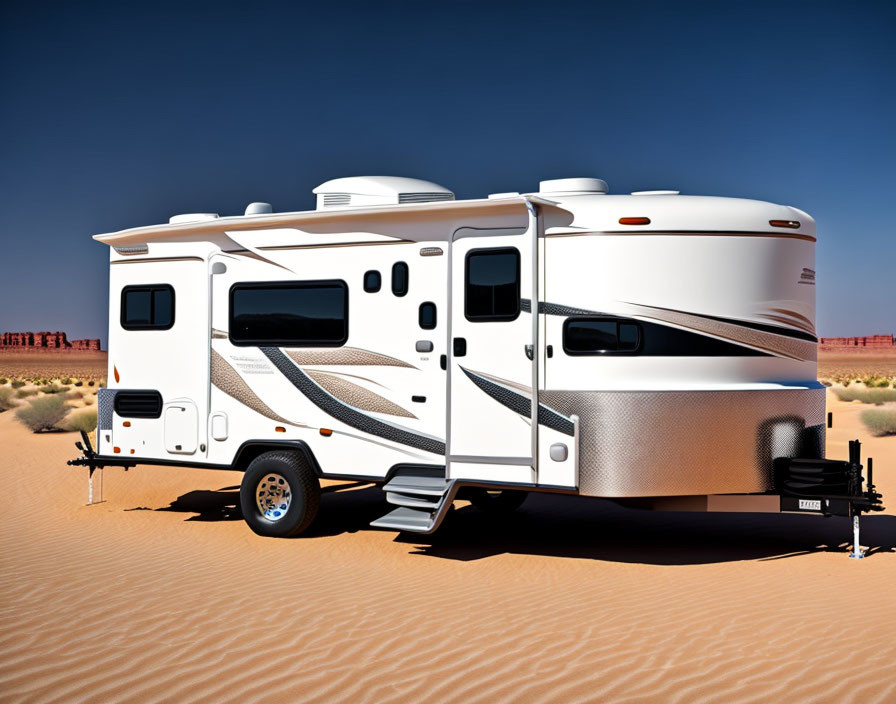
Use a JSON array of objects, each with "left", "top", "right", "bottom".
[
  {"left": 123, "top": 421, "right": 131, "bottom": 427},
  {"left": 619, "top": 217, "right": 651, "bottom": 225},
  {"left": 320, "top": 428, "right": 333, "bottom": 437},
  {"left": 769, "top": 219, "right": 800, "bottom": 229},
  {"left": 113, "top": 447, "right": 121, "bottom": 454},
  {"left": 275, "top": 426, "right": 286, "bottom": 433}
]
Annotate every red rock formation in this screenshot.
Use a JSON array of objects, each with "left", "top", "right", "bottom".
[
  {"left": 819, "top": 335, "right": 895, "bottom": 350},
  {"left": 0, "top": 331, "right": 102, "bottom": 352}
]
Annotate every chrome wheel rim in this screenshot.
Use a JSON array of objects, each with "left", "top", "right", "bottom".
[{"left": 256, "top": 473, "right": 292, "bottom": 521}]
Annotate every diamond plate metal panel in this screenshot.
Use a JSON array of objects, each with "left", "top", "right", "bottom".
[{"left": 540, "top": 388, "right": 825, "bottom": 497}]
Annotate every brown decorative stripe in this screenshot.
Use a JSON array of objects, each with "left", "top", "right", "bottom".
[
  {"left": 285, "top": 347, "right": 416, "bottom": 368},
  {"left": 211, "top": 349, "right": 304, "bottom": 427},
  {"left": 546, "top": 230, "right": 816, "bottom": 243},
  {"left": 306, "top": 370, "right": 416, "bottom": 418},
  {"left": 627, "top": 303, "right": 817, "bottom": 361},
  {"left": 211, "top": 328, "right": 228, "bottom": 339}
]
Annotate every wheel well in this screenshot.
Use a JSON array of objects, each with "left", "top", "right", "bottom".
[{"left": 232, "top": 440, "right": 323, "bottom": 475}]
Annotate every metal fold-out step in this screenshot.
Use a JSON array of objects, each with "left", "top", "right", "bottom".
[{"left": 371, "top": 468, "right": 457, "bottom": 534}]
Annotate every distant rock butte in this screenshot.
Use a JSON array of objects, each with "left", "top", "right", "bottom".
[
  {"left": 0, "top": 332, "right": 101, "bottom": 352},
  {"left": 819, "top": 334, "right": 895, "bottom": 350}
]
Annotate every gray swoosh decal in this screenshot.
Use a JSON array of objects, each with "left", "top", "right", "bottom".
[
  {"left": 460, "top": 367, "right": 574, "bottom": 436},
  {"left": 261, "top": 347, "right": 445, "bottom": 455}
]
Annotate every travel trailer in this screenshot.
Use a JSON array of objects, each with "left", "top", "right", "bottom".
[{"left": 71, "top": 175, "right": 882, "bottom": 554}]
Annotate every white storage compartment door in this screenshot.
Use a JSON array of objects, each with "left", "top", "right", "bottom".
[{"left": 164, "top": 400, "right": 199, "bottom": 454}]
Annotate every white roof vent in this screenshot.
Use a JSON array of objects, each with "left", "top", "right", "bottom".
[
  {"left": 168, "top": 213, "right": 219, "bottom": 224},
  {"left": 245, "top": 202, "right": 273, "bottom": 215},
  {"left": 313, "top": 176, "right": 454, "bottom": 210},
  {"left": 631, "top": 190, "right": 680, "bottom": 196},
  {"left": 538, "top": 177, "right": 609, "bottom": 196}
]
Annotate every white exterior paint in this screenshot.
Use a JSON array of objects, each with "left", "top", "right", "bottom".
[{"left": 96, "top": 176, "right": 821, "bottom": 500}]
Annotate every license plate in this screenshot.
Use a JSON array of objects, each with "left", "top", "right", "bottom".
[{"left": 798, "top": 499, "right": 822, "bottom": 511}]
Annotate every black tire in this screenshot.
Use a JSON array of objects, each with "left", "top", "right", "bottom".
[
  {"left": 468, "top": 488, "right": 527, "bottom": 513},
  {"left": 240, "top": 451, "right": 320, "bottom": 537}
]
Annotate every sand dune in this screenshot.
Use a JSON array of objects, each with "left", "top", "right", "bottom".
[{"left": 1, "top": 389, "right": 896, "bottom": 703}]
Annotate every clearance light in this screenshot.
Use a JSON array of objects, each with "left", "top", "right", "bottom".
[
  {"left": 113, "top": 447, "right": 121, "bottom": 454},
  {"left": 320, "top": 428, "right": 333, "bottom": 437},
  {"left": 619, "top": 217, "right": 650, "bottom": 225},
  {"left": 114, "top": 365, "right": 120, "bottom": 383},
  {"left": 130, "top": 449, "right": 135, "bottom": 454},
  {"left": 769, "top": 220, "right": 800, "bottom": 229},
  {"left": 123, "top": 421, "right": 131, "bottom": 427},
  {"left": 275, "top": 426, "right": 286, "bottom": 433}
]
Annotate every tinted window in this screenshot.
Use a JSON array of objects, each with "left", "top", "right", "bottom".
[
  {"left": 419, "top": 302, "right": 437, "bottom": 330},
  {"left": 363, "top": 270, "right": 381, "bottom": 293},
  {"left": 392, "top": 262, "right": 409, "bottom": 297},
  {"left": 121, "top": 285, "right": 175, "bottom": 330},
  {"left": 563, "top": 317, "right": 769, "bottom": 356},
  {"left": 465, "top": 248, "right": 520, "bottom": 321},
  {"left": 564, "top": 318, "right": 641, "bottom": 354},
  {"left": 230, "top": 280, "right": 348, "bottom": 346}
]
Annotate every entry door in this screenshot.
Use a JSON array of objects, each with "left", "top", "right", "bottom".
[{"left": 448, "top": 226, "right": 538, "bottom": 484}]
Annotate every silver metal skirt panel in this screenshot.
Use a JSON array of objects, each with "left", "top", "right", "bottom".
[{"left": 540, "top": 388, "right": 826, "bottom": 497}]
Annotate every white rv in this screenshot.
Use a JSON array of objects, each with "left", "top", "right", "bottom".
[{"left": 72, "top": 175, "right": 882, "bottom": 547}]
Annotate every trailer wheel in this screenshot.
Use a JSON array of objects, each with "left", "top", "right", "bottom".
[
  {"left": 468, "top": 488, "right": 527, "bottom": 513},
  {"left": 240, "top": 451, "right": 320, "bottom": 537}
]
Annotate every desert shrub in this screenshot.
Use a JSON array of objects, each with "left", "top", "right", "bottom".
[
  {"left": 74, "top": 380, "right": 83, "bottom": 387},
  {"left": 16, "top": 388, "right": 37, "bottom": 398},
  {"left": 11, "top": 380, "right": 25, "bottom": 389},
  {"left": 15, "top": 395, "right": 71, "bottom": 432},
  {"left": 88, "top": 380, "right": 95, "bottom": 387},
  {"left": 65, "top": 389, "right": 84, "bottom": 400},
  {"left": 832, "top": 387, "right": 896, "bottom": 405},
  {"left": 62, "top": 407, "right": 97, "bottom": 433},
  {"left": 861, "top": 409, "right": 896, "bottom": 437},
  {"left": 60, "top": 377, "right": 73, "bottom": 385},
  {"left": 0, "top": 387, "right": 15, "bottom": 411},
  {"left": 862, "top": 376, "right": 891, "bottom": 388},
  {"left": 0, "top": 377, "right": 8, "bottom": 386},
  {"left": 40, "top": 383, "right": 71, "bottom": 395}
]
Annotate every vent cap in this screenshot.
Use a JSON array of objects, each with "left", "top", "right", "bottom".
[
  {"left": 313, "top": 176, "right": 454, "bottom": 210},
  {"left": 538, "top": 177, "right": 609, "bottom": 195},
  {"left": 245, "top": 202, "right": 273, "bottom": 215}
]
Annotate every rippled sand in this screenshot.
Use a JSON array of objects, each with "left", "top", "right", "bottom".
[{"left": 1, "top": 390, "right": 895, "bottom": 703}]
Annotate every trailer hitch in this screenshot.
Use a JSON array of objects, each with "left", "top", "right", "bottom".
[{"left": 68, "top": 430, "right": 136, "bottom": 504}]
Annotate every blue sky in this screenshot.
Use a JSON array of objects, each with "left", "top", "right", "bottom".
[{"left": 1, "top": 0, "right": 893, "bottom": 345}]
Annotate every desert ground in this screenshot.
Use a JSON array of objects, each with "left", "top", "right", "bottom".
[{"left": 1, "top": 360, "right": 896, "bottom": 702}]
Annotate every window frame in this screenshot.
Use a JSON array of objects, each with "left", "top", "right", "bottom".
[
  {"left": 562, "top": 316, "right": 643, "bottom": 356},
  {"left": 464, "top": 247, "right": 521, "bottom": 323},
  {"left": 391, "top": 262, "right": 409, "bottom": 297},
  {"left": 363, "top": 270, "right": 381, "bottom": 293},
  {"left": 228, "top": 279, "right": 349, "bottom": 348},
  {"left": 120, "top": 284, "right": 176, "bottom": 331},
  {"left": 419, "top": 301, "right": 437, "bottom": 330}
]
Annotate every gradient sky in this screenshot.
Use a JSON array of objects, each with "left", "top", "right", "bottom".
[{"left": 1, "top": 0, "right": 894, "bottom": 346}]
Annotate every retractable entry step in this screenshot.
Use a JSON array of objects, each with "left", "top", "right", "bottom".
[{"left": 371, "top": 468, "right": 457, "bottom": 534}]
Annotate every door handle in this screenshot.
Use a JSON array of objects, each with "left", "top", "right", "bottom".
[{"left": 525, "top": 344, "right": 533, "bottom": 360}]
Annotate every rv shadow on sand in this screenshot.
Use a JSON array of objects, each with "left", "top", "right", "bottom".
[
  {"left": 151, "top": 484, "right": 896, "bottom": 564},
  {"left": 403, "top": 492, "right": 896, "bottom": 565}
]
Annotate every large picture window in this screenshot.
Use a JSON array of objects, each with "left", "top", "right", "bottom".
[
  {"left": 464, "top": 247, "right": 520, "bottom": 322},
  {"left": 121, "top": 284, "right": 175, "bottom": 330},
  {"left": 229, "top": 280, "right": 348, "bottom": 346}
]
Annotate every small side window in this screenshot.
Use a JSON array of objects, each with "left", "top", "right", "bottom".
[
  {"left": 121, "top": 285, "right": 175, "bottom": 330},
  {"left": 363, "top": 270, "right": 381, "bottom": 293},
  {"left": 563, "top": 318, "right": 642, "bottom": 355},
  {"left": 464, "top": 248, "right": 520, "bottom": 322},
  {"left": 419, "top": 302, "right": 437, "bottom": 330},
  {"left": 392, "top": 262, "right": 409, "bottom": 297}
]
